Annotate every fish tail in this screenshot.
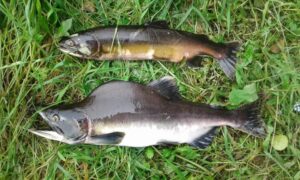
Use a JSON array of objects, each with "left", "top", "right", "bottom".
[
  {"left": 234, "top": 101, "right": 266, "bottom": 138},
  {"left": 217, "top": 42, "right": 240, "bottom": 80}
]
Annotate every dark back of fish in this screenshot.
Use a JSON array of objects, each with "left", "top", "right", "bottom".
[
  {"left": 85, "top": 25, "right": 206, "bottom": 45},
  {"left": 76, "top": 81, "right": 232, "bottom": 123}
]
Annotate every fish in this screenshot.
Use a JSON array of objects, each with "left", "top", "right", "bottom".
[
  {"left": 30, "top": 76, "right": 266, "bottom": 148},
  {"left": 58, "top": 21, "right": 240, "bottom": 79}
]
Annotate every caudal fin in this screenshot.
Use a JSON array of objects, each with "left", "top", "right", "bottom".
[
  {"left": 218, "top": 42, "right": 240, "bottom": 80},
  {"left": 235, "top": 101, "right": 266, "bottom": 138}
]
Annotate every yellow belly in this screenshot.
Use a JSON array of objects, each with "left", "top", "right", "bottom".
[{"left": 100, "top": 43, "right": 197, "bottom": 62}]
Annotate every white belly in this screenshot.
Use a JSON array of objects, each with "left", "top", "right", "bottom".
[{"left": 112, "top": 124, "right": 213, "bottom": 147}]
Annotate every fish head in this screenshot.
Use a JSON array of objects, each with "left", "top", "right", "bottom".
[
  {"left": 30, "top": 108, "right": 89, "bottom": 144},
  {"left": 58, "top": 34, "right": 99, "bottom": 58}
]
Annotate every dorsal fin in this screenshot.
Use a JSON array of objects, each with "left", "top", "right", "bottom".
[
  {"left": 190, "top": 127, "right": 218, "bottom": 149},
  {"left": 146, "top": 20, "right": 169, "bottom": 29},
  {"left": 148, "top": 76, "right": 181, "bottom": 100}
]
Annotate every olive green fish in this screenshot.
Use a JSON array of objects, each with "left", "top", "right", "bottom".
[{"left": 59, "top": 21, "right": 240, "bottom": 79}]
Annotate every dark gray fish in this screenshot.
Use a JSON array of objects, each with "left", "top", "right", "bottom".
[
  {"left": 59, "top": 21, "right": 240, "bottom": 79},
  {"left": 30, "top": 76, "right": 265, "bottom": 148}
]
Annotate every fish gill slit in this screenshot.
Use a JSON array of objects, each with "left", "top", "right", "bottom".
[
  {"left": 85, "top": 114, "right": 93, "bottom": 139},
  {"left": 89, "top": 33, "right": 102, "bottom": 56}
]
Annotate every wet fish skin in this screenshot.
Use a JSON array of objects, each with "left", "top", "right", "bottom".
[
  {"left": 59, "top": 21, "right": 240, "bottom": 79},
  {"left": 30, "top": 76, "right": 265, "bottom": 148}
]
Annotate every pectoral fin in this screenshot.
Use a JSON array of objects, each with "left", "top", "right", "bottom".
[{"left": 88, "top": 132, "right": 125, "bottom": 145}]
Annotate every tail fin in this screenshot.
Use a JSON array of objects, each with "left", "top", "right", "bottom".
[
  {"left": 234, "top": 101, "right": 266, "bottom": 138},
  {"left": 218, "top": 42, "right": 240, "bottom": 80}
]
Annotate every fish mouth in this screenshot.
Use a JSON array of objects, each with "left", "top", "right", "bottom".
[
  {"left": 30, "top": 112, "right": 68, "bottom": 143},
  {"left": 58, "top": 44, "right": 84, "bottom": 58},
  {"left": 58, "top": 43, "right": 76, "bottom": 53}
]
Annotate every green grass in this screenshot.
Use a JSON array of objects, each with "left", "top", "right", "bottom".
[{"left": 0, "top": 0, "right": 299, "bottom": 179}]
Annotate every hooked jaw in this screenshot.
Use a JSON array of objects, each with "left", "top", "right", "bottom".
[
  {"left": 29, "top": 129, "right": 63, "bottom": 142},
  {"left": 29, "top": 112, "right": 86, "bottom": 144},
  {"left": 28, "top": 129, "right": 81, "bottom": 144},
  {"left": 29, "top": 111, "right": 69, "bottom": 143}
]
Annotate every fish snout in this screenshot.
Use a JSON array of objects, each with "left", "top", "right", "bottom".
[
  {"left": 38, "top": 110, "right": 57, "bottom": 128},
  {"left": 58, "top": 42, "right": 72, "bottom": 52},
  {"left": 58, "top": 36, "right": 70, "bottom": 45},
  {"left": 58, "top": 37, "right": 76, "bottom": 51}
]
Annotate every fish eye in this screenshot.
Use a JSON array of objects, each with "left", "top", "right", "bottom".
[
  {"left": 65, "top": 40, "right": 75, "bottom": 46},
  {"left": 52, "top": 114, "right": 60, "bottom": 122}
]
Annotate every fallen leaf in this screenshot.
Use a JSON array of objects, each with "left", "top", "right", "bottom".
[
  {"left": 270, "top": 39, "right": 285, "bottom": 54},
  {"left": 229, "top": 83, "right": 258, "bottom": 106},
  {"left": 83, "top": 1, "right": 96, "bottom": 12},
  {"left": 145, "top": 147, "right": 154, "bottom": 159},
  {"left": 272, "top": 134, "right": 288, "bottom": 151},
  {"left": 56, "top": 18, "right": 73, "bottom": 37}
]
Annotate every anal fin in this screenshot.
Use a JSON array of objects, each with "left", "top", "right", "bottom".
[
  {"left": 186, "top": 56, "right": 204, "bottom": 68},
  {"left": 190, "top": 127, "right": 218, "bottom": 149},
  {"left": 88, "top": 132, "right": 125, "bottom": 145}
]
